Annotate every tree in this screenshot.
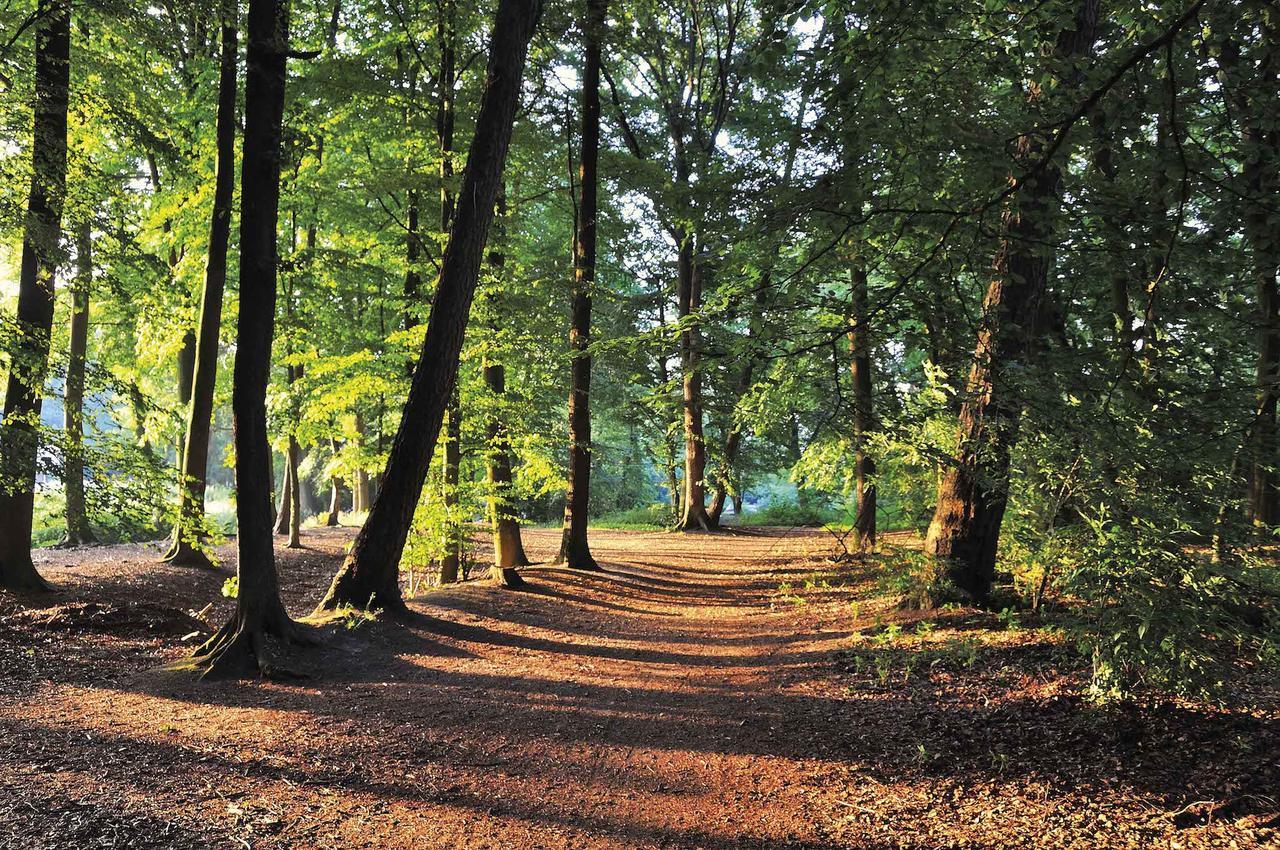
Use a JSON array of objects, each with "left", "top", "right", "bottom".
[
  {"left": 558, "top": 0, "right": 607, "bottom": 569},
  {"left": 0, "top": 0, "right": 72, "bottom": 592},
  {"left": 62, "top": 222, "right": 97, "bottom": 546},
  {"left": 191, "top": 0, "right": 304, "bottom": 677},
  {"left": 923, "top": 0, "right": 1101, "bottom": 601},
  {"left": 166, "top": 0, "right": 238, "bottom": 567},
  {"left": 317, "top": 0, "right": 544, "bottom": 613}
]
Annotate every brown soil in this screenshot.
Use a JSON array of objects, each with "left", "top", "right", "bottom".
[{"left": 0, "top": 527, "right": 1276, "bottom": 849}]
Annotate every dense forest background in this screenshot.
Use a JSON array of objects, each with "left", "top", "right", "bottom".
[{"left": 1, "top": 0, "right": 1278, "bottom": 696}]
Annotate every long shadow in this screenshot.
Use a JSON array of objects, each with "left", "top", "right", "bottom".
[{"left": 0, "top": 716, "right": 873, "bottom": 850}]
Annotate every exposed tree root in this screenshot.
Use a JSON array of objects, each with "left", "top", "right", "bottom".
[
  {"left": 161, "top": 540, "right": 216, "bottom": 570},
  {"left": 183, "top": 609, "right": 320, "bottom": 680},
  {"left": 488, "top": 566, "right": 527, "bottom": 588}
]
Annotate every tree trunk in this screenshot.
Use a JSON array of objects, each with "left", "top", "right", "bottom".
[
  {"left": 483, "top": 197, "right": 530, "bottom": 585},
  {"left": 326, "top": 439, "right": 343, "bottom": 526},
  {"left": 676, "top": 233, "right": 713, "bottom": 530},
  {"left": 558, "top": 0, "right": 605, "bottom": 569},
  {"left": 438, "top": 391, "right": 462, "bottom": 584},
  {"left": 0, "top": 0, "right": 70, "bottom": 592},
  {"left": 317, "top": 0, "right": 543, "bottom": 613},
  {"left": 166, "top": 0, "right": 237, "bottom": 567},
  {"left": 274, "top": 446, "right": 293, "bottom": 534},
  {"left": 923, "top": 0, "right": 1099, "bottom": 602},
  {"left": 849, "top": 261, "right": 876, "bottom": 552},
  {"left": 286, "top": 427, "right": 302, "bottom": 548},
  {"left": 62, "top": 222, "right": 96, "bottom": 546},
  {"left": 192, "top": 0, "right": 305, "bottom": 678}
]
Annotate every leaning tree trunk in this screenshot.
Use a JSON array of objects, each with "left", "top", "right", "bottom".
[
  {"left": 0, "top": 0, "right": 70, "bottom": 592},
  {"left": 849, "top": 261, "right": 876, "bottom": 552},
  {"left": 923, "top": 0, "right": 1099, "bottom": 601},
  {"left": 166, "top": 0, "right": 237, "bottom": 567},
  {"left": 63, "top": 222, "right": 96, "bottom": 546},
  {"left": 191, "top": 0, "right": 305, "bottom": 678},
  {"left": 558, "top": 0, "right": 606, "bottom": 569},
  {"left": 676, "top": 231, "right": 713, "bottom": 530},
  {"left": 317, "top": 0, "right": 543, "bottom": 613}
]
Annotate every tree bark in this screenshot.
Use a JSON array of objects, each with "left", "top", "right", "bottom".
[
  {"left": 166, "top": 0, "right": 237, "bottom": 567},
  {"left": 317, "top": 0, "right": 543, "bottom": 613},
  {"left": 923, "top": 0, "right": 1099, "bottom": 602},
  {"left": 192, "top": 0, "right": 304, "bottom": 678},
  {"left": 0, "top": 0, "right": 70, "bottom": 591},
  {"left": 274, "top": 444, "right": 293, "bottom": 534},
  {"left": 558, "top": 0, "right": 606, "bottom": 568},
  {"left": 62, "top": 222, "right": 96, "bottom": 546}
]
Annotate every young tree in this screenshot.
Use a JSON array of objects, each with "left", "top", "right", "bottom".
[
  {"left": 191, "top": 0, "right": 304, "bottom": 677},
  {"left": 317, "top": 0, "right": 544, "bottom": 613},
  {"left": 0, "top": 0, "right": 72, "bottom": 591},
  {"left": 558, "top": 0, "right": 607, "bottom": 569},
  {"left": 166, "top": 0, "right": 239, "bottom": 567}
]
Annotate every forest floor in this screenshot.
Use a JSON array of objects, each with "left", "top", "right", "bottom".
[{"left": 0, "top": 526, "right": 1276, "bottom": 850}]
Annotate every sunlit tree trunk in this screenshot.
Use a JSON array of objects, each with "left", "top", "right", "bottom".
[
  {"left": 923, "top": 0, "right": 1099, "bottom": 601},
  {"left": 0, "top": 0, "right": 70, "bottom": 591},
  {"left": 167, "top": 0, "right": 237, "bottom": 567},
  {"left": 317, "top": 0, "right": 543, "bottom": 613}
]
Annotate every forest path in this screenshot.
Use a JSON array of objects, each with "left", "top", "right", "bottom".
[
  {"left": 1, "top": 527, "right": 1275, "bottom": 849},
  {"left": 0, "top": 527, "right": 874, "bottom": 849}
]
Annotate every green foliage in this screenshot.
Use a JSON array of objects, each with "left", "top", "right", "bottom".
[{"left": 1064, "top": 512, "right": 1278, "bottom": 703}]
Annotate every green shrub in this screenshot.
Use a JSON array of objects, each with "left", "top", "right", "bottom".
[
  {"left": 594, "top": 503, "right": 672, "bottom": 529},
  {"left": 737, "top": 498, "right": 835, "bottom": 528},
  {"left": 1065, "top": 512, "right": 1279, "bottom": 702}
]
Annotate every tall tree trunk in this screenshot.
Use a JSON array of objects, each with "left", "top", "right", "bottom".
[
  {"left": 433, "top": 1, "right": 462, "bottom": 581},
  {"left": 923, "top": 0, "right": 1099, "bottom": 602},
  {"left": 558, "top": 0, "right": 605, "bottom": 569},
  {"left": 317, "top": 0, "right": 543, "bottom": 613},
  {"left": 63, "top": 222, "right": 96, "bottom": 546},
  {"left": 166, "top": 0, "right": 237, "bottom": 567},
  {"left": 192, "top": 0, "right": 303, "bottom": 677},
  {"left": 676, "top": 232, "right": 713, "bottom": 530},
  {"left": 0, "top": 0, "right": 70, "bottom": 592},
  {"left": 849, "top": 261, "right": 876, "bottom": 552}
]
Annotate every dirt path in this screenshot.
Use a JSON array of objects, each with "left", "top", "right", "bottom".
[{"left": 0, "top": 528, "right": 1275, "bottom": 849}]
